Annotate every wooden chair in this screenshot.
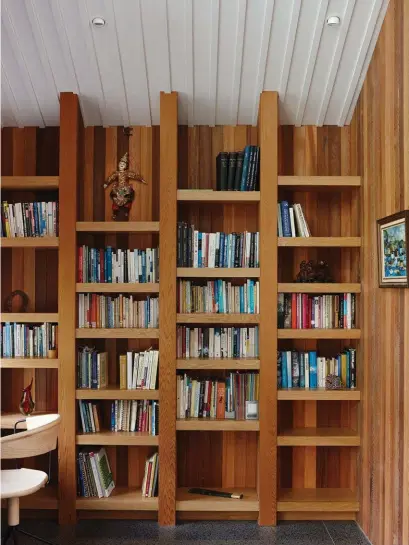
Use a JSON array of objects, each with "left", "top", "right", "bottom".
[{"left": 1, "top": 414, "right": 60, "bottom": 545}]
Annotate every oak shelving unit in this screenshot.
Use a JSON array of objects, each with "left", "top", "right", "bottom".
[{"left": 1, "top": 91, "right": 364, "bottom": 526}]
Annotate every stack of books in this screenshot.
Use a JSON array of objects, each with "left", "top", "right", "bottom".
[
  {"left": 277, "top": 201, "right": 311, "bottom": 237},
  {"left": 110, "top": 400, "right": 159, "bottom": 435},
  {"left": 77, "top": 246, "right": 159, "bottom": 283},
  {"left": 77, "top": 347, "right": 108, "bottom": 389},
  {"left": 1, "top": 201, "right": 58, "bottom": 237},
  {"left": 77, "top": 294, "right": 159, "bottom": 329},
  {"left": 78, "top": 401, "right": 101, "bottom": 432},
  {"left": 177, "top": 326, "right": 259, "bottom": 359},
  {"left": 177, "top": 372, "right": 259, "bottom": 420},
  {"left": 177, "top": 223, "right": 259, "bottom": 268},
  {"left": 177, "top": 280, "right": 259, "bottom": 314},
  {"left": 1, "top": 322, "right": 58, "bottom": 358},
  {"left": 278, "top": 293, "right": 356, "bottom": 329},
  {"left": 277, "top": 349, "right": 357, "bottom": 389},
  {"left": 216, "top": 146, "right": 260, "bottom": 191},
  {"left": 119, "top": 349, "right": 159, "bottom": 390},
  {"left": 77, "top": 447, "right": 115, "bottom": 498},
  {"left": 141, "top": 453, "right": 159, "bottom": 498}
]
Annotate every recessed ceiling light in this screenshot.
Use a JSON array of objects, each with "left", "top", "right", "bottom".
[
  {"left": 327, "top": 15, "right": 341, "bottom": 26},
  {"left": 92, "top": 17, "right": 106, "bottom": 27}
]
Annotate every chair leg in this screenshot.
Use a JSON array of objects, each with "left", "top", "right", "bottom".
[
  {"left": 16, "top": 529, "right": 58, "bottom": 545},
  {"left": 1, "top": 525, "right": 12, "bottom": 545}
]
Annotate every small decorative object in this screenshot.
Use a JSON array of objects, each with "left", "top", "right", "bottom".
[
  {"left": 377, "top": 211, "right": 408, "bottom": 287},
  {"left": 296, "top": 260, "right": 333, "bottom": 283},
  {"left": 48, "top": 349, "right": 57, "bottom": 359},
  {"left": 103, "top": 151, "right": 147, "bottom": 220},
  {"left": 4, "top": 290, "right": 29, "bottom": 312},
  {"left": 19, "top": 378, "right": 35, "bottom": 416},
  {"left": 325, "top": 374, "right": 343, "bottom": 390},
  {"left": 245, "top": 400, "right": 259, "bottom": 420}
]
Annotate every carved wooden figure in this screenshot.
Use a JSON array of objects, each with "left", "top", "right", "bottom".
[{"left": 103, "top": 152, "right": 146, "bottom": 219}]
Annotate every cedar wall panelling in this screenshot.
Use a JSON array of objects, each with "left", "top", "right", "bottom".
[{"left": 357, "top": 0, "right": 409, "bottom": 544}]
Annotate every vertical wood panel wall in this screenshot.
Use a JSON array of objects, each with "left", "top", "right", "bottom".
[{"left": 357, "top": 0, "right": 409, "bottom": 544}]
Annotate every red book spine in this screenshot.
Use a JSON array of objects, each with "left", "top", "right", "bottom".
[
  {"left": 78, "top": 247, "right": 83, "bottom": 283},
  {"left": 145, "top": 462, "right": 152, "bottom": 497},
  {"left": 308, "top": 297, "right": 313, "bottom": 328},
  {"left": 291, "top": 294, "right": 297, "bottom": 329},
  {"left": 91, "top": 294, "right": 97, "bottom": 328},
  {"left": 207, "top": 381, "right": 212, "bottom": 416}
]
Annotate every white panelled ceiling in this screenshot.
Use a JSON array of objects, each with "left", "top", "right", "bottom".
[{"left": 1, "top": 0, "right": 389, "bottom": 128}]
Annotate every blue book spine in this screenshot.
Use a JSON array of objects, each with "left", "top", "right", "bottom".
[
  {"left": 299, "top": 352, "right": 305, "bottom": 388},
  {"left": 96, "top": 250, "right": 100, "bottom": 283},
  {"left": 219, "top": 281, "right": 224, "bottom": 313},
  {"left": 219, "top": 233, "right": 224, "bottom": 267},
  {"left": 250, "top": 280, "right": 254, "bottom": 313},
  {"left": 240, "top": 146, "right": 252, "bottom": 191},
  {"left": 224, "top": 234, "right": 228, "bottom": 267},
  {"left": 245, "top": 146, "right": 255, "bottom": 190},
  {"left": 110, "top": 403, "right": 115, "bottom": 431},
  {"left": 336, "top": 355, "right": 341, "bottom": 377},
  {"left": 282, "top": 351, "right": 288, "bottom": 388},
  {"left": 280, "top": 201, "right": 292, "bottom": 237},
  {"left": 309, "top": 351, "right": 317, "bottom": 389},
  {"left": 239, "top": 286, "right": 244, "bottom": 313},
  {"left": 91, "top": 353, "right": 98, "bottom": 389}
]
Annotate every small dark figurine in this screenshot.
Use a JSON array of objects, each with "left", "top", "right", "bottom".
[
  {"left": 19, "top": 378, "right": 35, "bottom": 416},
  {"left": 325, "top": 374, "right": 343, "bottom": 390},
  {"left": 103, "top": 152, "right": 147, "bottom": 220},
  {"left": 296, "top": 260, "right": 333, "bottom": 283},
  {"left": 4, "top": 290, "right": 29, "bottom": 313}
]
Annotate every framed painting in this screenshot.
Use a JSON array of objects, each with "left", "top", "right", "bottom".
[{"left": 377, "top": 211, "right": 408, "bottom": 287}]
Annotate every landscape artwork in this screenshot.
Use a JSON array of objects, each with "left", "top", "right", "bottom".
[{"left": 378, "top": 211, "right": 408, "bottom": 287}]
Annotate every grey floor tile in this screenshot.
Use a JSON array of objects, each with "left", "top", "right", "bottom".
[{"left": 323, "top": 522, "right": 371, "bottom": 545}]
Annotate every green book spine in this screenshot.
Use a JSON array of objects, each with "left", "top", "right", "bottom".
[
  {"left": 234, "top": 151, "right": 244, "bottom": 190},
  {"left": 227, "top": 152, "right": 237, "bottom": 191},
  {"left": 246, "top": 146, "right": 255, "bottom": 190}
]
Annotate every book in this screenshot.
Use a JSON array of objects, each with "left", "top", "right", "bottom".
[
  {"left": 227, "top": 152, "right": 237, "bottom": 191},
  {"left": 1, "top": 322, "right": 58, "bottom": 358},
  {"left": 216, "top": 152, "right": 229, "bottom": 190},
  {"left": 142, "top": 453, "right": 159, "bottom": 497},
  {"left": 77, "top": 347, "right": 108, "bottom": 389},
  {"left": 234, "top": 151, "right": 244, "bottom": 190},
  {"left": 77, "top": 448, "right": 115, "bottom": 498},
  {"left": 177, "top": 326, "right": 259, "bottom": 359},
  {"left": 278, "top": 202, "right": 311, "bottom": 237},
  {"left": 1, "top": 201, "right": 58, "bottom": 238},
  {"left": 280, "top": 201, "right": 292, "bottom": 237},
  {"left": 109, "top": 400, "right": 158, "bottom": 434}
]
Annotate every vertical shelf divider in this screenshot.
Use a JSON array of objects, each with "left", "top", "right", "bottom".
[
  {"left": 58, "top": 92, "right": 83, "bottom": 524},
  {"left": 258, "top": 91, "right": 278, "bottom": 525},
  {"left": 159, "top": 91, "right": 178, "bottom": 525}
]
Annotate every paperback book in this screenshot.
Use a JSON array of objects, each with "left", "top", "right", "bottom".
[
  {"left": 77, "top": 447, "right": 115, "bottom": 498},
  {"left": 1, "top": 201, "right": 58, "bottom": 237},
  {"left": 119, "top": 349, "right": 159, "bottom": 390},
  {"left": 177, "top": 223, "right": 259, "bottom": 268},
  {"left": 177, "top": 326, "right": 259, "bottom": 359}
]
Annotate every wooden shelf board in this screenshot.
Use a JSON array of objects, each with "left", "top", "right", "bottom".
[
  {"left": 1, "top": 237, "right": 59, "bottom": 248},
  {"left": 277, "top": 488, "right": 359, "bottom": 512},
  {"left": 1, "top": 176, "right": 60, "bottom": 190},
  {"left": 278, "top": 388, "right": 360, "bottom": 401},
  {"left": 1, "top": 313, "right": 58, "bottom": 322},
  {"left": 278, "top": 329, "right": 361, "bottom": 340},
  {"left": 75, "top": 328, "right": 159, "bottom": 339},
  {"left": 176, "top": 358, "right": 260, "bottom": 370},
  {"left": 0, "top": 358, "right": 59, "bottom": 369},
  {"left": 76, "top": 487, "right": 158, "bottom": 511},
  {"left": 177, "top": 190, "right": 260, "bottom": 202},
  {"left": 278, "top": 283, "right": 361, "bottom": 294},
  {"left": 278, "top": 237, "right": 361, "bottom": 248},
  {"left": 0, "top": 485, "right": 59, "bottom": 510},
  {"left": 76, "top": 221, "right": 159, "bottom": 233},
  {"left": 176, "top": 487, "right": 258, "bottom": 511},
  {"left": 76, "top": 387, "right": 159, "bottom": 400},
  {"left": 176, "top": 313, "right": 260, "bottom": 324},
  {"left": 76, "top": 283, "right": 159, "bottom": 293},
  {"left": 278, "top": 428, "right": 360, "bottom": 446},
  {"left": 176, "top": 418, "right": 259, "bottom": 431},
  {"left": 177, "top": 268, "right": 260, "bottom": 278},
  {"left": 278, "top": 176, "right": 361, "bottom": 187},
  {"left": 76, "top": 431, "right": 158, "bottom": 446}
]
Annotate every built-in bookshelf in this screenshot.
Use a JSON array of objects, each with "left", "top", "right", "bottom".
[{"left": 1, "top": 91, "right": 364, "bottom": 526}]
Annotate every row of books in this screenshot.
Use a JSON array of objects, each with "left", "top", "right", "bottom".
[
  {"left": 177, "top": 280, "right": 260, "bottom": 314},
  {"left": 177, "top": 372, "right": 259, "bottom": 420},
  {"left": 177, "top": 223, "right": 259, "bottom": 268},
  {"left": 77, "top": 348, "right": 108, "bottom": 389},
  {"left": 77, "top": 246, "right": 159, "bottom": 284},
  {"left": 278, "top": 293, "right": 356, "bottom": 329},
  {"left": 1, "top": 201, "right": 58, "bottom": 238},
  {"left": 1, "top": 322, "right": 58, "bottom": 358},
  {"left": 277, "top": 201, "right": 311, "bottom": 237},
  {"left": 119, "top": 350, "right": 159, "bottom": 390},
  {"left": 177, "top": 326, "right": 259, "bottom": 359},
  {"left": 277, "top": 349, "right": 357, "bottom": 389},
  {"left": 142, "top": 453, "right": 159, "bottom": 498},
  {"left": 77, "top": 447, "right": 115, "bottom": 498},
  {"left": 77, "top": 294, "right": 159, "bottom": 329},
  {"left": 216, "top": 146, "right": 260, "bottom": 191},
  {"left": 110, "top": 400, "right": 159, "bottom": 435}
]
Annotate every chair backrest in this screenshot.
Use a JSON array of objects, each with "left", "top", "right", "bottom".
[{"left": 1, "top": 414, "right": 60, "bottom": 459}]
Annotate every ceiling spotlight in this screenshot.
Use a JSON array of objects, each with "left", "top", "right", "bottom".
[
  {"left": 327, "top": 15, "right": 341, "bottom": 26},
  {"left": 92, "top": 17, "right": 106, "bottom": 27}
]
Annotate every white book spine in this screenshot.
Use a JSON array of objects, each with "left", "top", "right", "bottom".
[{"left": 289, "top": 207, "right": 296, "bottom": 237}]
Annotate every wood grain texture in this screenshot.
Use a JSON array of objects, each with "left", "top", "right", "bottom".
[
  {"left": 278, "top": 176, "right": 361, "bottom": 187},
  {"left": 0, "top": 359, "right": 59, "bottom": 369},
  {"left": 176, "top": 488, "right": 258, "bottom": 512},
  {"left": 1, "top": 238, "right": 59, "bottom": 248},
  {"left": 278, "top": 283, "right": 361, "bottom": 293},
  {"left": 177, "top": 268, "right": 260, "bottom": 278},
  {"left": 76, "top": 432, "right": 159, "bottom": 446},
  {"left": 58, "top": 92, "right": 82, "bottom": 524},
  {"left": 76, "top": 221, "right": 159, "bottom": 232},
  {"left": 176, "top": 314, "right": 260, "bottom": 324},
  {"left": 76, "top": 488, "right": 158, "bottom": 511},
  {"left": 278, "top": 237, "right": 361, "bottom": 247},
  {"left": 176, "top": 358, "right": 260, "bottom": 370},
  {"left": 1, "top": 313, "right": 58, "bottom": 322},
  {"left": 277, "top": 488, "right": 359, "bottom": 512},
  {"left": 278, "top": 329, "right": 361, "bottom": 339},
  {"left": 278, "top": 428, "right": 360, "bottom": 446},
  {"left": 158, "top": 92, "right": 178, "bottom": 525},
  {"left": 177, "top": 190, "right": 260, "bottom": 202},
  {"left": 76, "top": 283, "right": 159, "bottom": 293},
  {"left": 278, "top": 389, "right": 361, "bottom": 401},
  {"left": 75, "top": 388, "right": 159, "bottom": 400},
  {"left": 1, "top": 176, "right": 59, "bottom": 189},
  {"left": 258, "top": 91, "right": 278, "bottom": 525},
  {"left": 357, "top": 1, "right": 409, "bottom": 543},
  {"left": 75, "top": 328, "right": 159, "bottom": 339},
  {"left": 176, "top": 419, "right": 259, "bottom": 431}
]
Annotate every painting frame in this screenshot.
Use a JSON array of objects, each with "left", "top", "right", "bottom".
[{"left": 377, "top": 211, "right": 408, "bottom": 288}]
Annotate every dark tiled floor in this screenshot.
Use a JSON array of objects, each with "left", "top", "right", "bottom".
[{"left": 4, "top": 520, "right": 371, "bottom": 545}]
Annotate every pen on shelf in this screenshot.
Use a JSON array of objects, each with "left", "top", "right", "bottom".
[{"left": 188, "top": 487, "right": 243, "bottom": 499}]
